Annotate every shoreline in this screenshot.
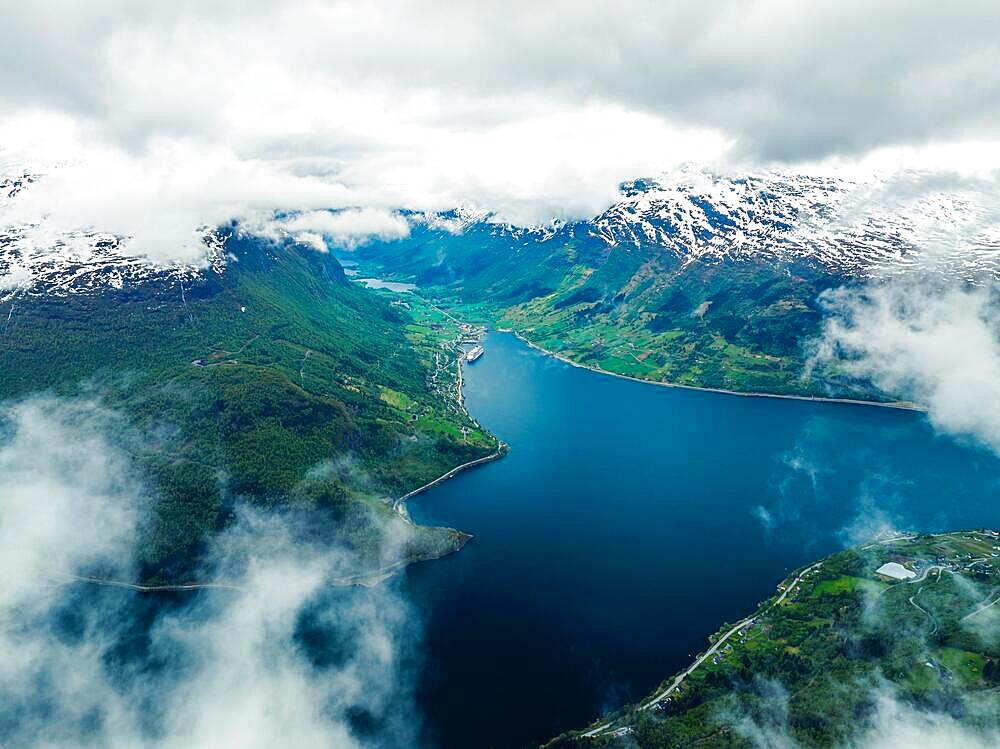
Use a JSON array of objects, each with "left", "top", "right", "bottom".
[
  {"left": 565, "top": 529, "right": 996, "bottom": 742},
  {"left": 358, "top": 305, "right": 507, "bottom": 584},
  {"left": 393, "top": 317, "right": 508, "bottom": 520},
  {"left": 392, "top": 446, "right": 507, "bottom": 519},
  {"left": 573, "top": 560, "right": 826, "bottom": 742},
  {"left": 504, "top": 330, "right": 925, "bottom": 413}
]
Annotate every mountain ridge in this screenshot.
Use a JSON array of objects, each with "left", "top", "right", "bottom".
[
  {"left": 427, "top": 167, "right": 1000, "bottom": 280},
  {"left": 3, "top": 165, "right": 998, "bottom": 303}
]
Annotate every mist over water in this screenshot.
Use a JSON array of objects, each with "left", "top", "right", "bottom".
[
  {"left": 404, "top": 332, "right": 1000, "bottom": 748},
  {"left": 0, "top": 398, "right": 424, "bottom": 749},
  {"left": 3, "top": 336, "right": 998, "bottom": 749}
]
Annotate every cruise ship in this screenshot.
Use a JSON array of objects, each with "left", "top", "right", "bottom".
[{"left": 465, "top": 345, "right": 484, "bottom": 363}]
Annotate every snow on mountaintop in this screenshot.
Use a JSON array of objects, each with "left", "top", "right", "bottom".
[
  {"left": 2, "top": 160, "right": 998, "bottom": 299},
  {"left": 0, "top": 163, "right": 228, "bottom": 301},
  {"left": 448, "top": 167, "right": 1000, "bottom": 280},
  {"left": 581, "top": 168, "right": 1000, "bottom": 279}
]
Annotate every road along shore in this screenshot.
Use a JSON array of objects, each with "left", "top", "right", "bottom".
[{"left": 504, "top": 330, "right": 924, "bottom": 413}]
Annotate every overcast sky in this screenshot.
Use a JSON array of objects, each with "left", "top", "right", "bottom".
[{"left": 2, "top": 1, "right": 1000, "bottom": 256}]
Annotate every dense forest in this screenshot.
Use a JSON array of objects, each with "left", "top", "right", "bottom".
[{"left": 0, "top": 234, "right": 495, "bottom": 581}]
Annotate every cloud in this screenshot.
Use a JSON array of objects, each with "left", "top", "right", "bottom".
[
  {"left": 752, "top": 417, "right": 932, "bottom": 554},
  {"left": 148, "top": 513, "right": 422, "bottom": 749},
  {"left": 729, "top": 278, "right": 1000, "bottom": 746},
  {"left": 0, "top": 397, "right": 423, "bottom": 748},
  {"left": 855, "top": 690, "right": 999, "bottom": 749},
  {"left": 837, "top": 477, "right": 906, "bottom": 547},
  {"left": 752, "top": 504, "right": 774, "bottom": 532},
  {"left": 731, "top": 683, "right": 1000, "bottom": 749},
  {"left": 0, "top": 398, "right": 140, "bottom": 607},
  {"left": 815, "top": 282, "right": 1000, "bottom": 453},
  {"left": 0, "top": 398, "right": 143, "bottom": 743},
  {"left": 952, "top": 572, "right": 1000, "bottom": 650},
  {"left": 255, "top": 208, "right": 412, "bottom": 252},
  {"left": 753, "top": 427, "right": 837, "bottom": 542},
  {"left": 810, "top": 168, "right": 1000, "bottom": 272},
  {"left": 4, "top": 1, "right": 1000, "bottom": 163},
  {"left": 4, "top": 1, "right": 1000, "bottom": 264},
  {"left": 0, "top": 123, "right": 356, "bottom": 263}
]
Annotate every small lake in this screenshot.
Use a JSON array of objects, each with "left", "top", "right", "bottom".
[
  {"left": 354, "top": 277, "right": 417, "bottom": 292},
  {"left": 404, "top": 331, "right": 1000, "bottom": 748}
]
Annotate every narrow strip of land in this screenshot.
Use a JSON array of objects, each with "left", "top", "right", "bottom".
[
  {"left": 393, "top": 448, "right": 505, "bottom": 517},
  {"left": 508, "top": 331, "right": 924, "bottom": 413}
]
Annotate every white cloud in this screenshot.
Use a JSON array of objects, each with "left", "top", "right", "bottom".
[
  {"left": 0, "top": 397, "right": 421, "bottom": 748},
  {"left": 149, "top": 516, "right": 418, "bottom": 749},
  {"left": 281, "top": 208, "right": 411, "bottom": 250},
  {"left": 5, "top": 1, "right": 1000, "bottom": 162},
  {"left": 0, "top": 123, "right": 355, "bottom": 263},
  {"left": 734, "top": 683, "right": 1000, "bottom": 749},
  {"left": 0, "top": 399, "right": 142, "bottom": 741},
  {"left": 4, "top": 1, "right": 1000, "bottom": 264},
  {"left": 856, "top": 690, "right": 999, "bottom": 749},
  {"left": 0, "top": 399, "right": 139, "bottom": 609},
  {"left": 815, "top": 283, "right": 1000, "bottom": 453}
]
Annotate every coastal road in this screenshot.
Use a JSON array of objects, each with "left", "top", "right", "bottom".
[
  {"left": 638, "top": 562, "right": 823, "bottom": 710},
  {"left": 582, "top": 561, "right": 823, "bottom": 739},
  {"left": 47, "top": 568, "right": 406, "bottom": 592},
  {"left": 44, "top": 572, "right": 242, "bottom": 593}
]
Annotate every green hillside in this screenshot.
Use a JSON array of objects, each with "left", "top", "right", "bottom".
[
  {"left": 550, "top": 531, "right": 1000, "bottom": 747},
  {"left": 353, "top": 226, "right": 891, "bottom": 402},
  {"left": 0, "top": 235, "right": 496, "bottom": 582}
]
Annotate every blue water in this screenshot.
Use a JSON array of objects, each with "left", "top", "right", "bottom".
[{"left": 404, "top": 332, "right": 1000, "bottom": 749}]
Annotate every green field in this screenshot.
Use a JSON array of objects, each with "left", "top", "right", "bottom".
[{"left": 352, "top": 226, "right": 901, "bottom": 403}]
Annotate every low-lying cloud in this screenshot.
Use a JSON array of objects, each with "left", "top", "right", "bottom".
[
  {"left": 0, "top": 126, "right": 356, "bottom": 263},
  {"left": 0, "top": 397, "right": 423, "bottom": 748},
  {"left": 815, "top": 282, "right": 1000, "bottom": 453},
  {"left": 731, "top": 681, "right": 1000, "bottom": 749},
  {"left": 250, "top": 208, "right": 412, "bottom": 253},
  {"left": 0, "top": 398, "right": 140, "bottom": 605}
]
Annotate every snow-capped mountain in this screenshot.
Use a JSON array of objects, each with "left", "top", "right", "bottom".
[
  {"left": 0, "top": 167, "right": 227, "bottom": 301},
  {"left": 461, "top": 168, "right": 1000, "bottom": 280},
  {"left": 3, "top": 162, "right": 999, "bottom": 301}
]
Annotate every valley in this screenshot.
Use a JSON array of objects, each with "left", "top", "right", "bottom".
[
  {"left": 0, "top": 230, "right": 497, "bottom": 583},
  {"left": 353, "top": 169, "right": 998, "bottom": 405},
  {"left": 3, "top": 6, "right": 998, "bottom": 749},
  {"left": 2, "top": 164, "right": 997, "bottom": 748}
]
